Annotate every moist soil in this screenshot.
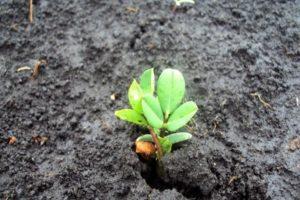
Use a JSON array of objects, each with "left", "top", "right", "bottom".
[{"left": 0, "top": 0, "right": 300, "bottom": 199}]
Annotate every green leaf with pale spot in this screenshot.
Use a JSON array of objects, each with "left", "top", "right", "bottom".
[
  {"left": 136, "top": 134, "right": 153, "bottom": 142},
  {"left": 165, "top": 132, "right": 192, "bottom": 144},
  {"left": 157, "top": 68, "right": 185, "bottom": 119},
  {"left": 115, "top": 109, "right": 147, "bottom": 126},
  {"left": 142, "top": 95, "right": 164, "bottom": 128},
  {"left": 166, "top": 101, "right": 198, "bottom": 131},
  {"left": 137, "top": 132, "right": 192, "bottom": 145},
  {"left": 140, "top": 68, "right": 155, "bottom": 94},
  {"left": 128, "top": 79, "right": 144, "bottom": 113}
]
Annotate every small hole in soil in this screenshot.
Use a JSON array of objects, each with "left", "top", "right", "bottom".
[
  {"left": 139, "top": 158, "right": 204, "bottom": 199},
  {"left": 129, "top": 39, "right": 135, "bottom": 49},
  {"left": 139, "top": 25, "right": 146, "bottom": 33},
  {"left": 159, "top": 20, "right": 166, "bottom": 26}
]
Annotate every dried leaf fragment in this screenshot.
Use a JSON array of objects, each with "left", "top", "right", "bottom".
[
  {"left": 110, "top": 93, "right": 116, "bottom": 101},
  {"left": 31, "top": 60, "right": 47, "bottom": 79},
  {"left": 125, "top": 7, "right": 139, "bottom": 13},
  {"left": 29, "top": 0, "right": 33, "bottom": 23},
  {"left": 8, "top": 136, "right": 17, "bottom": 144},
  {"left": 135, "top": 141, "right": 156, "bottom": 156},
  {"left": 288, "top": 137, "right": 300, "bottom": 151},
  {"left": 146, "top": 43, "right": 156, "bottom": 50},
  {"left": 32, "top": 135, "right": 48, "bottom": 145},
  {"left": 228, "top": 176, "right": 239, "bottom": 185}
]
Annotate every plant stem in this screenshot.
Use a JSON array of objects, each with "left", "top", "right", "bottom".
[{"left": 149, "top": 127, "right": 163, "bottom": 159}]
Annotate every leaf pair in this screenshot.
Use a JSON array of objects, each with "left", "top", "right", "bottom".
[
  {"left": 128, "top": 68, "right": 155, "bottom": 114},
  {"left": 142, "top": 95, "right": 164, "bottom": 128},
  {"left": 115, "top": 69, "right": 155, "bottom": 126},
  {"left": 142, "top": 68, "right": 197, "bottom": 131}
]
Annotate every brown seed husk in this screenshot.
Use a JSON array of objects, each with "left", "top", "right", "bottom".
[{"left": 135, "top": 141, "right": 156, "bottom": 156}]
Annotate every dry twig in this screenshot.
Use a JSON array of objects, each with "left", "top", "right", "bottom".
[
  {"left": 31, "top": 60, "right": 47, "bottom": 79},
  {"left": 212, "top": 116, "right": 220, "bottom": 133},
  {"left": 125, "top": 7, "right": 139, "bottom": 13},
  {"left": 17, "top": 66, "right": 32, "bottom": 72},
  {"left": 29, "top": 0, "right": 33, "bottom": 23},
  {"left": 228, "top": 176, "right": 239, "bottom": 185},
  {"left": 32, "top": 135, "right": 48, "bottom": 145},
  {"left": 250, "top": 92, "right": 272, "bottom": 109}
]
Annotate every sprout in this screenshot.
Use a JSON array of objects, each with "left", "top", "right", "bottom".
[{"left": 115, "top": 68, "right": 198, "bottom": 159}]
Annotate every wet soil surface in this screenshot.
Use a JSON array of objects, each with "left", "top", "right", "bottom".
[{"left": 0, "top": 0, "right": 300, "bottom": 199}]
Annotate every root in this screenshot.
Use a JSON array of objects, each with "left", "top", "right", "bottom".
[{"left": 186, "top": 118, "right": 197, "bottom": 133}]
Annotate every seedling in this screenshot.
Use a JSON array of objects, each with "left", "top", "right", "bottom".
[{"left": 115, "top": 68, "right": 198, "bottom": 159}]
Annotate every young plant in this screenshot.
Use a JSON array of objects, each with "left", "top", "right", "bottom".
[{"left": 115, "top": 68, "right": 198, "bottom": 159}]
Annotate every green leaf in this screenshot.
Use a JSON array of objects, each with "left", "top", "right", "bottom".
[
  {"left": 128, "top": 79, "right": 144, "bottom": 113},
  {"left": 153, "top": 128, "right": 160, "bottom": 136},
  {"left": 157, "top": 68, "right": 185, "bottom": 119},
  {"left": 142, "top": 95, "right": 164, "bottom": 128},
  {"left": 165, "top": 132, "right": 192, "bottom": 144},
  {"left": 136, "top": 134, "right": 153, "bottom": 142},
  {"left": 140, "top": 68, "right": 155, "bottom": 94},
  {"left": 158, "top": 137, "right": 172, "bottom": 154},
  {"left": 166, "top": 101, "right": 198, "bottom": 131},
  {"left": 115, "top": 109, "right": 147, "bottom": 126}
]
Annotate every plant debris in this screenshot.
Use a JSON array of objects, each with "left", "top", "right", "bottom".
[
  {"left": 32, "top": 135, "right": 48, "bottom": 145},
  {"left": 212, "top": 115, "right": 220, "bottom": 133},
  {"left": 110, "top": 93, "right": 116, "bottom": 101},
  {"left": 228, "top": 176, "right": 239, "bottom": 185},
  {"left": 250, "top": 92, "right": 272, "bottom": 109},
  {"left": 31, "top": 60, "right": 47, "bottom": 79},
  {"left": 288, "top": 137, "right": 300, "bottom": 151},
  {"left": 146, "top": 43, "right": 156, "bottom": 50},
  {"left": 8, "top": 136, "right": 17, "bottom": 145},
  {"left": 16, "top": 66, "right": 32, "bottom": 72},
  {"left": 125, "top": 7, "right": 139, "bottom": 13},
  {"left": 29, "top": 0, "right": 33, "bottom": 23}
]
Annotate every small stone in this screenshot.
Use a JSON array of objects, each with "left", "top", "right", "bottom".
[{"left": 288, "top": 137, "right": 300, "bottom": 151}]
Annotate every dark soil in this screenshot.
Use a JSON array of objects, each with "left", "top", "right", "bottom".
[{"left": 1, "top": 0, "right": 300, "bottom": 199}]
